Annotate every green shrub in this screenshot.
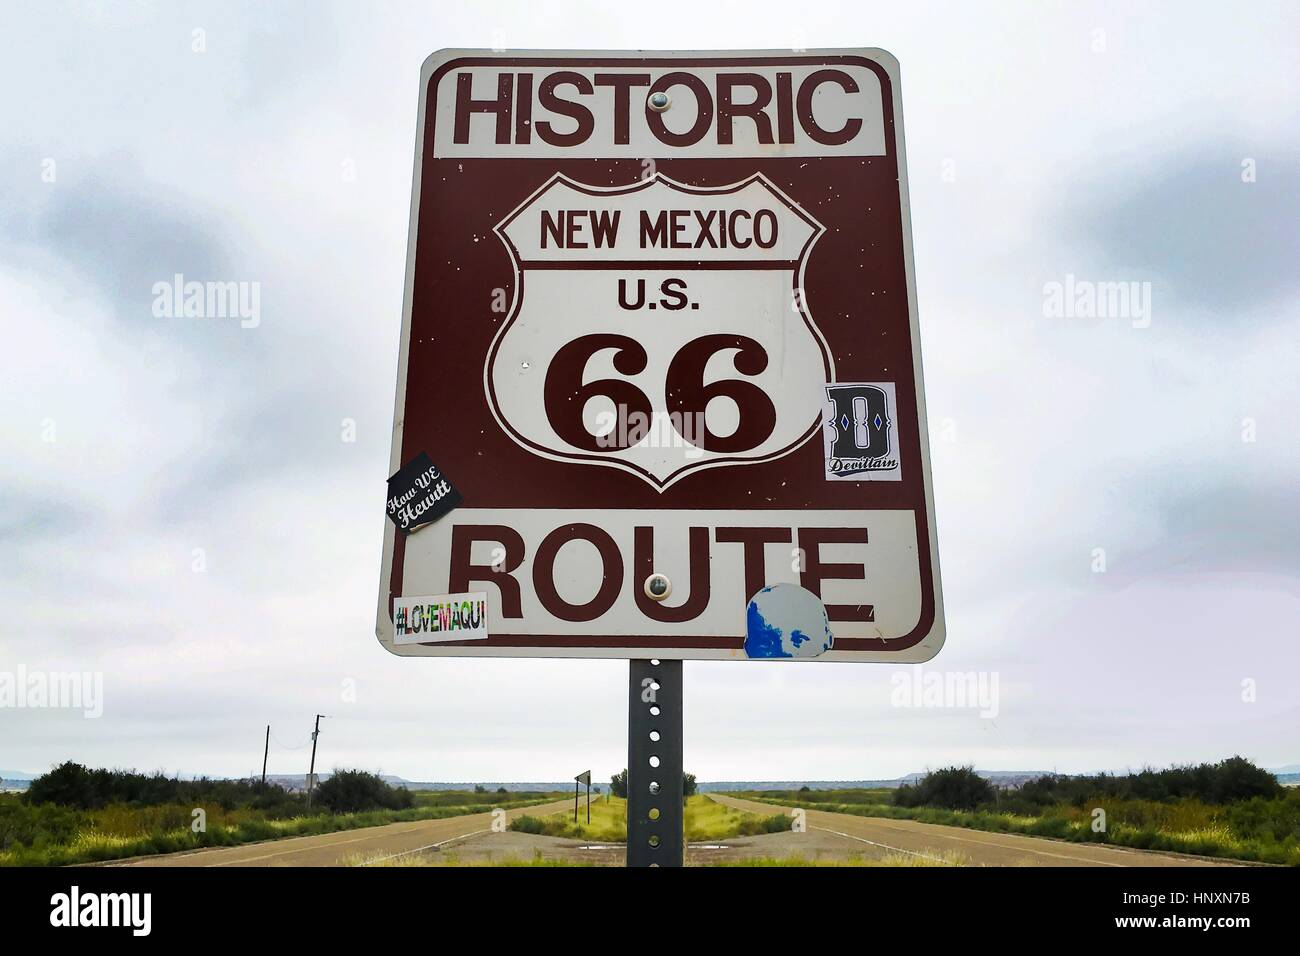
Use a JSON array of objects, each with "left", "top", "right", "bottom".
[
  {"left": 1223, "top": 788, "right": 1300, "bottom": 843},
  {"left": 609, "top": 770, "right": 628, "bottom": 799},
  {"left": 313, "top": 770, "right": 414, "bottom": 814},
  {"left": 895, "top": 767, "right": 994, "bottom": 811},
  {"left": 1015, "top": 756, "right": 1280, "bottom": 807},
  {"left": 736, "top": 813, "right": 794, "bottom": 836},
  {"left": 24, "top": 761, "right": 305, "bottom": 813},
  {"left": 0, "top": 797, "right": 87, "bottom": 850}
]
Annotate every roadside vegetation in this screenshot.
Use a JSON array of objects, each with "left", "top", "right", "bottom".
[
  {"left": 1, "top": 762, "right": 563, "bottom": 867},
  {"left": 745, "top": 757, "right": 1300, "bottom": 866},
  {"left": 509, "top": 793, "right": 791, "bottom": 843},
  {"left": 683, "top": 793, "right": 791, "bottom": 841},
  {"left": 512, "top": 794, "right": 630, "bottom": 841}
]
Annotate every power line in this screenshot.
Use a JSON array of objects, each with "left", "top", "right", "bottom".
[{"left": 269, "top": 730, "right": 311, "bottom": 751}]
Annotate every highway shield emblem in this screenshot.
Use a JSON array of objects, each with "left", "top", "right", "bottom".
[{"left": 486, "top": 172, "right": 834, "bottom": 491}]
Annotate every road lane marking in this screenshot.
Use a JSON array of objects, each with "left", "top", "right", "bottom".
[
  {"left": 117, "top": 817, "right": 489, "bottom": 867},
  {"left": 809, "top": 826, "right": 954, "bottom": 864},
  {"left": 206, "top": 832, "right": 387, "bottom": 866},
  {"left": 205, "top": 815, "right": 498, "bottom": 866},
  {"left": 855, "top": 815, "right": 1231, "bottom": 865},
  {"left": 357, "top": 829, "right": 491, "bottom": 866},
  {"left": 805, "top": 812, "right": 1129, "bottom": 866},
  {"left": 714, "top": 795, "right": 1131, "bottom": 868},
  {"left": 353, "top": 798, "right": 576, "bottom": 866},
  {"left": 111, "top": 798, "right": 576, "bottom": 868},
  {"left": 111, "top": 814, "right": 488, "bottom": 866}
]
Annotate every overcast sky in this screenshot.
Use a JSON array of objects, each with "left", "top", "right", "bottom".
[{"left": 2, "top": 1, "right": 1297, "bottom": 783}]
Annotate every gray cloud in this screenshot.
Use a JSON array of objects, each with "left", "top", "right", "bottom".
[
  {"left": 1067, "top": 150, "right": 1300, "bottom": 313},
  {"left": 35, "top": 170, "right": 232, "bottom": 320},
  {"left": 1130, "top": 477, "right": 1300, "bottom": 577}
]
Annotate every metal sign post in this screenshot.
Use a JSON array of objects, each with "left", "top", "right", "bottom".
[
  {"left": 627, "top": 659, "right": 683, "bottom": 867},
  {"left": 574, "top": 770, "right": 592, "bottom": 825}
]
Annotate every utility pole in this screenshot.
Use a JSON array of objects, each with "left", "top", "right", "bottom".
[
  {"left": 261, "top": 724, "right": 270, "bottom": 787},
  {"left": 306, "top": 714, "right": 328, "bottom": 807}
]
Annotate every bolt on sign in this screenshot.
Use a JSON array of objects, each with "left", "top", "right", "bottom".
[{"left": 377, "top": 49, "right": 944, "bottom": 662}]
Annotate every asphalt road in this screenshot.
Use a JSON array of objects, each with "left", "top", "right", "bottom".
[
  {"left": 109, "top": 797, "right": 579, "bottom": 868},
  {"left": 708, "top": 794, "right": 1244, "bottom": 867}
]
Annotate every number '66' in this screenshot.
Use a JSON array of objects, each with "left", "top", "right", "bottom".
[{"left": 543, "top": 333, "right": 777, "bottom": 453}]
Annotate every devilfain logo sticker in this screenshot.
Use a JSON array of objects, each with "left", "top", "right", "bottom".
[{"left": 822, "top": 382, "right": 901, "bottom": 481}]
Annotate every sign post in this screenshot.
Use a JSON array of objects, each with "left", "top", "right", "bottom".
[
  {"left": 574, "top": 769, "right": 591, "bottom": 824},
  {"left": 627, "top": 660, "right": 683, "bottom": 866},
  {"left": 378, "top": 48, "right": 942, "bottom": 866}
]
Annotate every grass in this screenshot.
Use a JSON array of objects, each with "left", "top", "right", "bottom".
[
  {"left": 509, "top": 794, "right": 792, "bottom": 843},
  {"left": 0, "top": 791, "right": 567, "bottom": 867},
  {"left": 511, "top": 794, "right": 629, "bottom": 841},
  {"left": 740, "top": 790, "right": 1300, "bottom": 866},
  {"left": 684, "top": 794, "right": 791, "bottom": 841}
]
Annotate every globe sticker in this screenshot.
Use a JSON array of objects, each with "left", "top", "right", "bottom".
[{"left": 744, "top": 584, "right": 834, "bottom": 660}]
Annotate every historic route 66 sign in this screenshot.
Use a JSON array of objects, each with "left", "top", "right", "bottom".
[{"left": 377, "top": 49, "right": 944, "bottom": 662}]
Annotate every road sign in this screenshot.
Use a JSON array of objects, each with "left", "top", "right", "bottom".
[
  {"left": 574, "top": 769, "right": 592, "bottom": 824},
  {"left": 377, "top": 49, "right": 943, "bottom": 663}
]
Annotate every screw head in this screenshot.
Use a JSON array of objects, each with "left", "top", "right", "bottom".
[
  {"left": 647, "top": 90, "right": 671, "bottom": 112},
  {"left": 644, "top": 573, "right": 672, "bottom": 601}
]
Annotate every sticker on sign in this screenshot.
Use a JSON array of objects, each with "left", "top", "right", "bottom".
[
  {"left": 376, "top": 48, "right": 943, "bottom": 662},
  {"left": 393, "top": 592, "right": 489, "bottom": 645}
]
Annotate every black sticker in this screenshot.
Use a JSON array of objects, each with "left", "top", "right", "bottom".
[{"left": 385, "top": 452, "right": 462, "bottom": 534}]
